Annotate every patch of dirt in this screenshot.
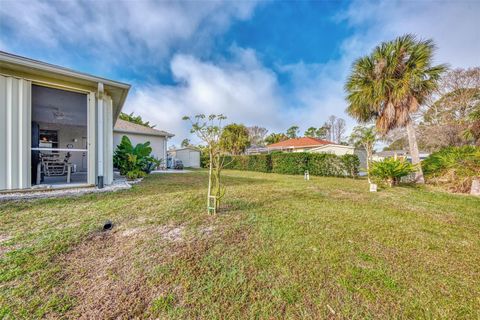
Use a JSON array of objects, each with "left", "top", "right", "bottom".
[
  {"left": 52, "top": 224, "right": 189, "bottom": 319},
  {"left": 119, "top": 225, "right": 185, "bottom": 242},
  {"left": 0, "top": 234, "right": 12, "bottom": 243},
  {"left": 0, "top": 234, "right": 17, "bottom": 259},
  {"left": 326, "top": 189, "right": 367, "bottom": 201}
]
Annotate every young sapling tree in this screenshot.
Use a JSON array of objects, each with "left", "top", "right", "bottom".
[{"left": 183, "top": 114, "right": 227, "bottom": 214}]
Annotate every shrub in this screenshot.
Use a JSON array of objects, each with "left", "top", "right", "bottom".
[
  {"left": 340, "top": 154, "right": 360, "bottom": 178},
  {"left": 126, "top": 169, "right": 147, "bottom": 180},
  {"left": 422, "top": 146, "right": 480, "bottom": 193},
  {"left": 113, "top": 136, "right": 160, "bottom": 176},
  {"left": 224, "top": 154, "right": 272, "bottom": 172},
  {"left": 369, "top": 158, "right": 416, "bottom": 187},
  {"left": 200, "top": 152, "right": 210, "bottom": 168},
  {"left": 222, "top": 152, "right": 360, "bottom": 177},
  {"left": 271, "top": 153, "right": 309, "bottom": 175},
  {"left": 308, "top": 153, "right": 343, "bottom": 176}
]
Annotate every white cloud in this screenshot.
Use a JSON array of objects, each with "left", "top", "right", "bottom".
[
  {"left": 124, "top": 48, "right": 287, "bottom": 144},
  {"left": 127, "top": 0, "right": 480, "bottom": 145},
  {"left": 280, "top": 0, "right": 480, "bottom": 135},
  {"left": 2, "top": 0, "right": 478, "bottom": 144},
  {"left": 340, "top": 0, "right": 480, "bottom": 68},
  {"left": 0, "top": 0, "right": 259, "bottom": 71}
]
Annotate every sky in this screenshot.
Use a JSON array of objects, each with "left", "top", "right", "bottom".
[{"left": 1, "top": 0, "right": 479, "bottom": 145}]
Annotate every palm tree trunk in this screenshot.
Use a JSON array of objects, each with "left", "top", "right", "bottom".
[{"left": 405, "top": 120, "right": 425, "bottom": 184}]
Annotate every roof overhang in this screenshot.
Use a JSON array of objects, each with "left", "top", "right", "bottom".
[
  {"left": 307, "top": 144, "right": 356, "bottom": 152},
  {"left": 168, "top": 147, "right": 201, "bottom": 152},
  {"left": 0, "top": 51, "right": 131, "bottom": 123},
  {"left": 113, "top": 128, "right": 174, "bottom": 138},
  {"left": 267, "top": 144, "right": 329, "bottom": 149}
]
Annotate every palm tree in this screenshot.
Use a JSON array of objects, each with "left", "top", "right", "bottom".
[{"left": 345, "top": 34, "right": 447, "bottom": 183}]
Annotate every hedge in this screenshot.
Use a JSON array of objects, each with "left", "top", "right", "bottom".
[
  {"left": 271, "top": 153, "right": 309, "bottom": 175},
  {"left": 308, "top": 153, "right": 344, "bottom": 176},
  {"left": 224, "top": 154, "right": 271, "bottom": 172},
  {"left": 202, "top": 151, "right": 359, "bottom": 178}
]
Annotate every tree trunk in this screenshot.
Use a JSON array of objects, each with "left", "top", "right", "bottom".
[
  {"left": 207, "top": 149, "right": 213, "bottom": 213},
  {"left": 405, "top": 120, "right": 425, "bottom": 184}
]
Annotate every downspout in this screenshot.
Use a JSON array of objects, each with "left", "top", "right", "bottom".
[
  {"left": 164, "top": 136, "right": 167, "bottom": 169},
  {"left": 97, "top": 82, "right": 104, "bottom": 188}
]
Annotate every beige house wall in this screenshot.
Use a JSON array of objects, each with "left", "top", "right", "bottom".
[
  {"left": 0, "top": 75, "right": 31, "bottom": 190},
  {"left": 113, "top": 132, "right": 167, "bottom": 163},
  {"left": 0, "top": 74, "right": 116, "bottom": 190}
]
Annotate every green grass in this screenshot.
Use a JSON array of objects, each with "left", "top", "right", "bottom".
[{"left": 1, "top": 170, "right": 479, "bottom": 319}]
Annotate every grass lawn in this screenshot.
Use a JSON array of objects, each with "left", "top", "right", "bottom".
[{"left": 1, "top": 170, "right": 479, "bottom": 319}]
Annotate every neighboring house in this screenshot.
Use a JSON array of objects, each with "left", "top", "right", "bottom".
[
  {"left": 266, "top": 137, "right": 335, "bottom": 153},
  {"left": 265, "top": 137, "right": 367, "bottom": 170},
  {"left": 0, "top": 51, "right": 130, "bottom": 190},
  {"left": 372, "top": 150, "right": 430, "bottom": 162},
  {"left": 168, "top": 147, "right": 201, "bottom": 168},
  {"left": 308, "top": 144, "right": 368, "bottom": 170},
  {"left": 113, "top": 119, "right": 174, "bottom": 165}
]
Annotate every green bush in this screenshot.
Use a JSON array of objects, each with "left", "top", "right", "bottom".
[
  {"left": 224, "top": 154, "right": 272, "bottom": 172},
  {"left": 340, "top": 154, "right": 360, "bottom": 178},
  {"left": 369, "top": 158, "right": 416, "bottom": 187},
  {"left": 422, "top": 146, "right": 480, "bottom": 193},
  {"left": 271, "top": 153, "right": 309, "bottom": 175},
  {"left": 211, "top": 152, "right": 360, "bottom": 178},
  {"left": 246, "top": 154, "right": 272, "bottom": 172},
  {"left": 113, "top": 136, "right": 159, "bottom": 176},
  {"left": 308, "top": 153, "right": 344, "bottom": 177},
  {"left": 126, "top": 169, "right": 147, "bottom": 180},
  {"left": 200, "top": 152, "right": 210, "bottom": 168}
]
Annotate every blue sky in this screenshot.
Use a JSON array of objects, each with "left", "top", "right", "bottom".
[{"left": 1, "top": 0, "right": 479, "bottom": 144}]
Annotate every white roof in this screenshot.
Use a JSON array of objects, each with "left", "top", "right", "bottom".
[
  {"left": 114, "top": 119, "right": 174, "bottom": 137},
  {"left": 169, "top": 147, "right": 201, "bottom": 152}
]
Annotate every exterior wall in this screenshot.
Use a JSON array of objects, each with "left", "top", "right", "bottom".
[
  {"left": 311, "top": 145, "right": 355, "bottom": 156},
  {"left": 113, "top": 132, "right": 167, "bottom": 163},
  {"left": 269, "top": 146, "right": 321, "bottom": 153},
  {"left": 0, "top": 74, "right": 116, "bottom": 190},
  {"left": 170, "top": 149, "right": 200, "bottom": 168},
  {"left": 0, "top": 75, "right": 31, "bottom": 190}
]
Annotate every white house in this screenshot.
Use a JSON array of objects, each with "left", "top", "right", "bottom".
[
  {"left": 113, "top": 119, "right": 174, "bottom": 165},
  {"left": 266, "top": 137, "right": 335, "bottom": 153},
  {"left": 372, "top": 150, "right": 430, "bottom": 162},
  {"left": 308, "top": 144, "right": 368, "bottom": 170},
  {"left": 168, "top": 147, "right": 201, "bottom": 168},
  {"left": 0, "top": 51, "right": 130, "bottom": 190}
]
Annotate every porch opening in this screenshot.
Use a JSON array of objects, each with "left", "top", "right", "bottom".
[{"left": 31, "top": 84, "right": 89, "bottom": 188}]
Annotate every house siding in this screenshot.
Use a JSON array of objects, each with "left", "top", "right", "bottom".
[
  {"left": 0, "top": 75, "right": 31, "bottom": 190},
  {"left": 113, "top": 132, "right": 168, "bottom": 164},
  {"left": 0, "top": 75, "right": 116, "bottom": 191}
]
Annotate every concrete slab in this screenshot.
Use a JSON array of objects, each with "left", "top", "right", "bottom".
[{"left": 151, "top": 169, "right": 192, "bottom": 174}]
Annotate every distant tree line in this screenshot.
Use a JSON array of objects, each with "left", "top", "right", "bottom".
[{"left": 383, "top": 67, "right": 480, "bottom": 152}]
